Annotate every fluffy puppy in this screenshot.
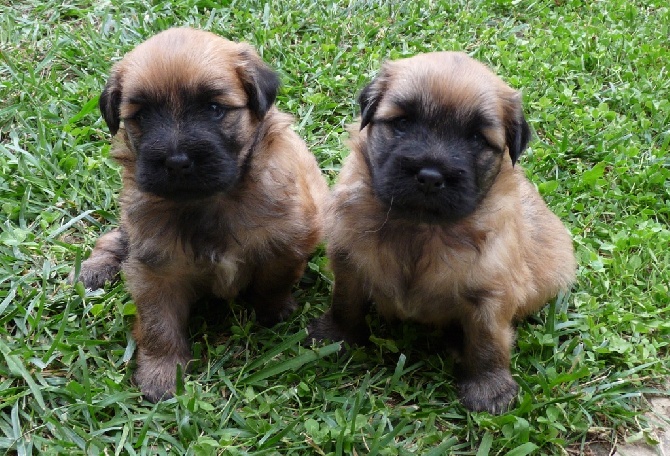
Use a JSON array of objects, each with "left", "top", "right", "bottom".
[
  {"left": 309, "top": 52, "right": 576, "bottom": 414},
  {"left": 75, "top": 28, "right": 328, "bottom": 402}
]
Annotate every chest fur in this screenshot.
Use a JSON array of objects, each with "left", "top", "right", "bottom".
[
  {"left": 351, "top": 225, "right": 486, "bottom": 324},
  {"left": 122, "top": 197, "right": 257, "bottom": 298}
]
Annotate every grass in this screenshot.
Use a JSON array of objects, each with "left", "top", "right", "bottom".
[{"left": 1, "top": 0, "right": 669, "bottom": 454}]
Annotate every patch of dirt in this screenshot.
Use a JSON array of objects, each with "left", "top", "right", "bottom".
[{"left": 585, "top": 392, "right": 670, "bottom": 456}]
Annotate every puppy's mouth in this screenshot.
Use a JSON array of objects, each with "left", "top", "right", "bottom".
[
  {"left": 135, "top": 158, "right": 240, "bottom": 201},
  {"left": 383, "top": 195, "right": 475, "bottom": 224},
  {"left": 373, "top": 164, "right": 479, "bottom": 223},
  {"left": 140, "top": 184, "right": 230, "bottom": 201}
]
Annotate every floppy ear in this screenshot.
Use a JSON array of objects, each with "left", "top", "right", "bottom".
[
  {"left": 358, "top": 65, "right": 389, "bottom": 130},
  {"left": 99, "top": 69, "right": 122, "bottom": 136},
  {"left": 236, "top": 45, "right": 280, "bottom": 120},
  {"left": 505, "top": 92, "right": 532, "bottom": 166}
]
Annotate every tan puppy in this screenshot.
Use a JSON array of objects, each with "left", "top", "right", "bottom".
[
  {"left": 75, "top": 28, "right": 328, "bottom": 402},
  {"left": 309, "top": 52, "right": 576, "bottom": 414}
]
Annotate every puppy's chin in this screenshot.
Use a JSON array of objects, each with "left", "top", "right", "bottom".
[
  {"left": 139, "top": 185, "right": 227, "bottom": 201},
  {"left": 136, "top": 171, "right": 239, "bottom": 201},
  {"left": 377, "top": 192, "right": 479, "bottom": 224}
]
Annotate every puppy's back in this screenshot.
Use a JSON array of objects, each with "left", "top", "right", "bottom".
[{"left": 514, "top": 169, "right": 576, "bottom": 316}]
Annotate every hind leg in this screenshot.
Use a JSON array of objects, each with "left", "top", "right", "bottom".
[
  {"left": 243, "top": 255, "right": 307, "bottom": 327},
  {"left": 70, "top": 228, "right": 128, "bottom": 289}
]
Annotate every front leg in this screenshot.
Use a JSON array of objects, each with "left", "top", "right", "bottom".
[
  {"left": 308, "top": 248, "right": 371, "bottom": 346},
  {"left": 456, "top": 300, "right": 518, "bottom": 414},
  {"left": 125, "top": 259, "right": 195, "bottom": 402}
]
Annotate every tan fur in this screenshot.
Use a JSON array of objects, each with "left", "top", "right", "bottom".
[
  {"left": 329, "top": 139, "right": 574, "bottom": 322},
  {"left": 74, "top": 28, "right": 328, "bottom": 402},
  {"left": 310, "top": 52, "right": 576, "bottom": 414}
]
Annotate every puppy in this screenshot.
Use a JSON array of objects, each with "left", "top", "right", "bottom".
[
  {"left": 74, "top": 28, "right": 328, "bottom": 402},
  {"left": 309, "top": 52, "right": 576, "bottom": 414}
]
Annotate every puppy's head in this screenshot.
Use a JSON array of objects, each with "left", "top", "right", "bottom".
[
  {"left": 358, "top": 52, "right": 531, "bottom": 222},
  {"left": 99, "top": 27, "right": 280, "bottom": 200}
]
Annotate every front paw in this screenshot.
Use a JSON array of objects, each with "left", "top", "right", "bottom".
[
  {"left": 133, "top": 351, "right": 192, "bottom": 403},
  {"left": 457, "top": 368, "right": 519, "bottom": 414},
  {"left": 308, "top": 311, "right": 369, "bottom": 346}
]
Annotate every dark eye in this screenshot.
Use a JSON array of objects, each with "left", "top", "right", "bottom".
[
  {"left": 390, "top": 117, "right": 409, "bottom": 136},
  {"left": 209, "top": 103, "right": 228, "bottom": 120},
  {"left": 126, "top": 108, "right": 145, "bottom": 122},
  {"left": 470, "top": 131, "right": 486, "bottom": 144}
]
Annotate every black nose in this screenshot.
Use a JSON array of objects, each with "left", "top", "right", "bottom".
[
  {"left": 416, "top": 168, "right": 445, "bottom": 194},
  {"left": 165, "top": 154, "right": 193, "bottom": 175}
]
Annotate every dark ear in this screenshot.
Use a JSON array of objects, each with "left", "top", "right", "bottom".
[
  {"left": 236, "top": 46, "right": 280, "bottom": 120},
  {"left": 99, "top": 70, "right": 122, "bottom": 136},
  {"left": 358, "top": 66, "right": 389, "bottom": 130},
  {"left": 505, "top": 92, "right": 532, "bottom": 166}
]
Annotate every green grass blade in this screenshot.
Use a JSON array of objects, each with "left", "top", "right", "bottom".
[
  {"left": 244, "top": 327, "right": 309, "bottom": 372},
  {"left": 425, "top": 437, "right": 459, "bottom": 456},
  {"left": 476, "top": 432, "right": 493, "bottom": 456},
  {"left": 505, "top": 442, "right": 539, "bottom": 456},
  {"left": 0, "top": 340, "right": 46, "bottom": 412},
  {"left": 240, "top": 342, "right": 341, "bottom": 385}
]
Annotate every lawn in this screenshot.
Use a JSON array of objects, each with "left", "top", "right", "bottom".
[{"left": 1, "top": 0, "right": 669, "bottom": 454}]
